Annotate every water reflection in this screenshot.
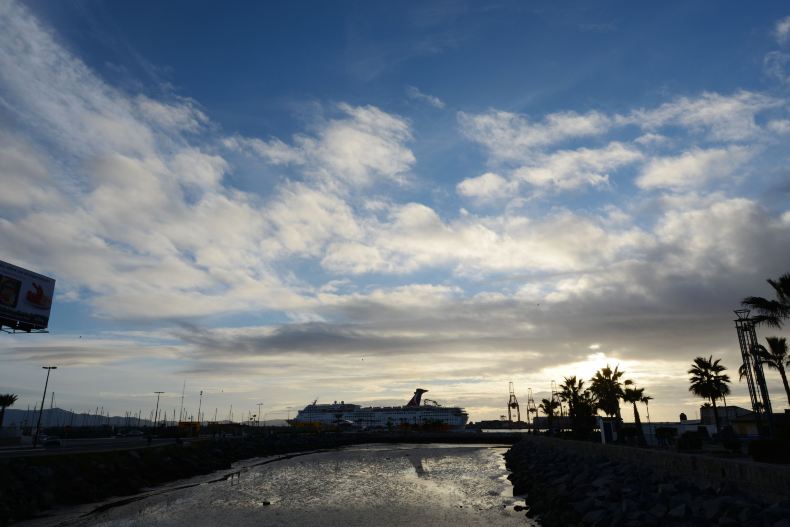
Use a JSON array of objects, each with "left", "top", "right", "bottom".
[{"left": 49, "top": 444, "right": 536, "bottom": 527}]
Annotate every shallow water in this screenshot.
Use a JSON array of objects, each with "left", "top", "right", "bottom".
[{"left": 42, "top": 443, "right": 535, "bottom": 527}]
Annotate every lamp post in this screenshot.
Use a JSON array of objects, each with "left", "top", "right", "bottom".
[
  {"left": 153, "top": 392, "right": 164, "bottom": 430},
  {"left": 33, "top": 366, "right": 57, "bottom": 447},
  {"left": 197, "top": 391, "right": 203, "bottom": 426}
]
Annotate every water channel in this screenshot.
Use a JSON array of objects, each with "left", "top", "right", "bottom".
[{"left": 33, "top": 443, "right": 537, "bottom": 527}]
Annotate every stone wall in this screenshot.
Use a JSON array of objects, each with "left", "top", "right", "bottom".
[{"left": 514, "top": 434, "right": 790, "bottom": 501}]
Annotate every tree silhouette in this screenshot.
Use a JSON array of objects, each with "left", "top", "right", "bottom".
[
  {"left": 688, "top": 356, "right": 731, "bottom": 433},
  {"left": 559, "top": 376, "right": 597, "bottom": 437},
  {"left": 757, "top": 336, "right": 790, "bottom": 406},
  {"left": 590, "top": 365, "right": 627, "bottom": 419},
  {"left": 538, "top": 397, "right": 559, "bottom": 433},
  {"left": 742, "top": 273, "right": 790, "bottom": 328},
  {"left": 623, "top": 386, "right": 647, "bottom": 445},
  {"left": 0, "top": 394, "right": 19, "bottom": 429}
]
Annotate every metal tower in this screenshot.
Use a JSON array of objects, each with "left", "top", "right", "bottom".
[
  {"left": 507, "top": 382, "right": 521, "bottom": 425},
  {"left": 525, "top": 388, "right": 538, "bottom": 431},
  {"left": 734, "top": 309, "right": 773, "bottom": 434}
]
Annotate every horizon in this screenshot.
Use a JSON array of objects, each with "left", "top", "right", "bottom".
[{"left": 2, "top": 0, "right": 790, "bottom": 424}]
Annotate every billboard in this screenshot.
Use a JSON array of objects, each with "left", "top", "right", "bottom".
[{"left": 0, "top": 259, "right": 55, "bottom": 331}]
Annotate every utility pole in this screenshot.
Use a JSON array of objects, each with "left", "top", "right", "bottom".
[
  {"left": 153, "top": 392, "right": 164, "bottom": 431},
  {"left": 34, "top": 366, "right": 57, "bottom": 447},
  {"left": 257, "top": 403, "right": 263, "bottom": 427},
  {"left": 197, "top": 391, "right": 204, "bottom": 426}
]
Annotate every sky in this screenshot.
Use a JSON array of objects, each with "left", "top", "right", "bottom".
[{"left": 1, "top": 0, "right": 790, "bottom": 423}]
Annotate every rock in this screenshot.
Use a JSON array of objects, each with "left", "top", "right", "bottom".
[
  {"left": 648, "top": 503, "right": 667, "bottom": 518},
  {"left": 572, "top": 497, "right": 595, "bottom": 514},
  {"left": 668, "top": 503, "right": 688, "bottom": 518},
  {"left": 513, "top": 505, "right": 525, "bottom": 512},
  {"left": 657, "top": 483, "right": 678, "bottom": 495},
  {"left": 703, "top": 497, "right": 727, "bottom": 520},
  {"left": 582, "top": 508, "right": 607, "bottom": 525},
  {"left": 592, "top": 476, "right": 613, "bottom": 488}
]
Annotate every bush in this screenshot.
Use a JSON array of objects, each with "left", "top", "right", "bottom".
[
  {"left": 748, "top": 439, "right": 790, "bottom": 464},
  {"left": 677, "top": 431, "right": 702, "bottom": 451}
]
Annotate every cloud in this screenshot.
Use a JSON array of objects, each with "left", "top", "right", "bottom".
[
  {"left": 514, "top": 142, "right": 642, "bottom": 190},
  {"left": 227, "top": 103, "right": 415, "bottom": 188},
  {"left": 456, "top": 172, "right": 514, "bottom": 200},
  {"left": 405, "top": 86, "right": 445, "bottom": 108},
  {"left": 775, "top": 15, "right": 790, "bottom": 45},
  {"left": 767, "top": 119, "right": 790, "bottom": 134},
  {"left": 458, "top": 109, "right": 612, "bottom": 161},
  {"left": 626, "top": 91, "right": 781, "bottom": 142},
  {"left": 636, "top": 146, "right": 753, "bottom": 190},
  {"left": 764, "top": 51, "right": 790, "bottom": 86}
]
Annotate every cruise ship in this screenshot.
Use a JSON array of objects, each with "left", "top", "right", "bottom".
[{"left": 289, "top": 389, "right": 468, "bottom": 430}]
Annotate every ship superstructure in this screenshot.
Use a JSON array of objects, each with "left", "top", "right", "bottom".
[{"left": 290, "top": 389, "right": 468, "bottom": 430}]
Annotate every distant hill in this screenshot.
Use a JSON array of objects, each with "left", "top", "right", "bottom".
[{"left": 0, "top": 408, "right": 290, "bottom": 428}]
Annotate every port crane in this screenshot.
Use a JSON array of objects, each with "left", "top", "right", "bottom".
[{"left": 507, "top": 381, "right": 521, "bottom": 425}]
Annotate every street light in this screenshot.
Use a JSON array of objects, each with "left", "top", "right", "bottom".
[
  {"left": 197, "top": 390, "right": 204, "bottom": 426},
  {"left": 33, "top": 366, "right": 57, "bottom": 447},
  {"left": 153, "top": 392, "right": 164, "bottom": 430}
]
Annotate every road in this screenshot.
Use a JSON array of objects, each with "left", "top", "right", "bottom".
[{"left": 0, "top": 436, "right": 180, "bottom": 458}]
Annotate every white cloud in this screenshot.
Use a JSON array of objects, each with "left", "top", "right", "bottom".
[
  {"left": 458, "top": 109, "right": 611, "bottom": 161},
  {"left": 767, "top": 119, "right": 790, "bottom": 134},
  {"left": 637, "top": 146, "right": 752, "bottom": 190},
  {"left": 456, "top": 172, "right": 514, "bottom": 200},
  {"left": 626, "top": 91, "right": 781, "bottom": 142},
  {"left": 228, "top": 104, "right": 415, "bottom": 188},
  {"left": 775, "top": 15, "right": 790, "bottom": 44},
  {"left": 514, "top": 142, "right": 642, "bottom": 190},
  {"left": 764, "top": 51, "right": 790, "bottom": 86},
  {"left": 405, "top": 86, "right": 445, "bottom": 108}
]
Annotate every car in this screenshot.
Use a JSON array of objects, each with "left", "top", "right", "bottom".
[{"left": 43, "top": 436, "right": 62, "bottom": 448}]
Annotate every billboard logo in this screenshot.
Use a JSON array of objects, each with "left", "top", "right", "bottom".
[
  {"left": 0, "top": 260, "right": 55, "bottom": 332},
  {"left": 26, "top": 283, "right": 52, "bottom": 310}
]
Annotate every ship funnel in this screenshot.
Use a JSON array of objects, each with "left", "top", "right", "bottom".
[{"left": 407, "top": 388, "right": 428, "bottom": 407}]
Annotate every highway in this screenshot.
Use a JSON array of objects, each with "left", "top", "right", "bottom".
[{"left": 0, "top": 436, "right": 182, "bottom": 458}]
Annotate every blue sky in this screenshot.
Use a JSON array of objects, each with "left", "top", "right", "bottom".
[{"left": 1, "top": 0, "right": 790, "bottom": 422}]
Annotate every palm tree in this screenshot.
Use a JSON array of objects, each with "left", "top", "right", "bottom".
[
  {"left": 0, "top": 394, "right": 19, "bottom": 428},
  {"left": 590, "top": 364, "right": 628, "bottom": 419},
  {"left": 742, "top": 273, "right": 790, "bottom": 328},
  {"left": 688, "top": 356, "right": 731, "bottom": 433},
  {"left": 558, "top": 376, "right": 584, "bottom": 417},
  {"left": 538, "top": 398, "right": 559, "bottom": 433},
  {"left": 622, "top": 387, "right": 646, "bottom": 445},
  {"left": 559, "top": 376, "right": 598, "bottom": 437},
  {"left": 758, "top": 336, "right": 790, "bottom": 406}
]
